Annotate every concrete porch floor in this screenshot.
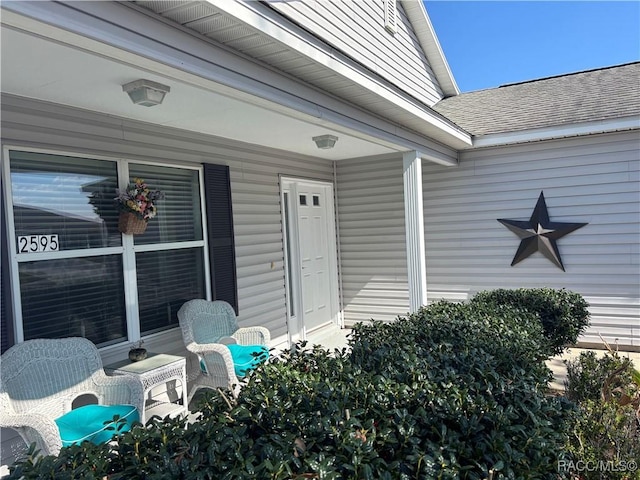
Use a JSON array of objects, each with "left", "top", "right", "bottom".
[{"left": 305, "top": 325, "right": 354, "bottom": 351}]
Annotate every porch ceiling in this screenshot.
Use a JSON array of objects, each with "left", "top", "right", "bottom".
[
  {"left": 132, "top": 0, "right": 470, "bottom": 149},
  {"left": 1, "top": 22, "right": 401, "bottom": 161}
]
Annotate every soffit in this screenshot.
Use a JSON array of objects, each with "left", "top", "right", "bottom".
[{"left": 132, "top": 0, "right": 470, "bottom": 148}]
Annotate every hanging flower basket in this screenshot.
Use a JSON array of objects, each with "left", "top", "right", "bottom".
[
  {"left": 115, "top": 178, "right": 164, "bottom": 235},
  {"left": 118, "top": 211, "right": 148, "bottom": 235}
]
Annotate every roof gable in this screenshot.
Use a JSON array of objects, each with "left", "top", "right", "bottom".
[{"left": 267, "top": 0, "right": 457, "bottom": 103}]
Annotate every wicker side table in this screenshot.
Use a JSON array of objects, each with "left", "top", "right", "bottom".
[{"left": 105, "top": 353, "right": 188, "bottom": 423}]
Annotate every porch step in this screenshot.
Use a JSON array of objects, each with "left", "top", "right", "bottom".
[{"left": 305, "top": 326, "right": 352, "bottom": 351}]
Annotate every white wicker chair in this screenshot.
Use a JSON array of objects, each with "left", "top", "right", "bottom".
[
  {"left": 177, "top": 299, "right": 270, "bottom": 402},
  {"left": 0, "top": 337, "right": 144, "bottom": 457}
]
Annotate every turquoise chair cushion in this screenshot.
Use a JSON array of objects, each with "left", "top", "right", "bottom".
[
  {"left": 55, "top": 404, "right": 139, "bottom": 447},
  {"left": 228, "top": 344, "right": 269, "bottom": 377}
]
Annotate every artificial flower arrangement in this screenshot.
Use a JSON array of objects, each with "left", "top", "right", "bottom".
[{"left": 115, "top": 178, "right": 164, "bottom": 234}]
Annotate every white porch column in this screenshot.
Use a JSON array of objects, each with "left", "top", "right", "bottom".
[{"left": 402, "top": 151, "right": 428, "bottom": 312}]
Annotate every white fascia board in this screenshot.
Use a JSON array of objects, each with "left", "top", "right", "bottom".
[
  {"left": 416, "top": 148, "right": 457, "bottom": 167},
  {"left": 400, "top": 0, "right": 459, "bottom": 98},
  {"left": 472, "top": 116, "right": 640, "bottom": 148},
  {"left": 204, "top": 0, "right": 469, "bottom": 145},
  {"left": 1, "top": 1, "right": 461, "bottom": 163}
]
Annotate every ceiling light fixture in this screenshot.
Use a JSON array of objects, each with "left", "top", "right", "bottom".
[
  {"left": 312, "top": 134, "right": 339, "bottom": 149},
  {"left": 122, "top": 79, "right": 171, "bottom": 107}
]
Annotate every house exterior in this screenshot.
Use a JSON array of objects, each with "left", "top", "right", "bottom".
[
  {"left": 1, "top": 0, "right": 639, "bottom": 466},
  {"left": 336, "top": 62, "right": 640, "bottom": 347},
  {"left": 1, "top": 0, "right": 472, "bottom": 359},
  {"left": 426, "top": 64, "right": 640, "bottom": 349}
]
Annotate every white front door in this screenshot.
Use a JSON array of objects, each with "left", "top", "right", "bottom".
[
  {"left": 297, "top": 183, "right": 332, "bottom": 332},
  {"left": 281, "top": 178, "right": 339, "bottom": 341}
]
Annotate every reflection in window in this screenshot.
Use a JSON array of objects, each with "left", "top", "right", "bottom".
[
  {"left": 19, "top": 256, "right": 127, "bottom": 345},
  {"left": 130, "top": 164, "right": 202, "bottom": 245},
  {"left": 10, "top": 151, "right": 121, "bottom": 250},
  {"left": 136, "top": 248, "right": 205, "bottom": 335}
]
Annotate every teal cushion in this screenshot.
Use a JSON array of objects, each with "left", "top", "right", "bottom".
[
  {"left": 227, "top": 344, "right": 269, "bottom": 377},
  {"left": 55, "top": 404, "right": 139, "bottom": 447}
]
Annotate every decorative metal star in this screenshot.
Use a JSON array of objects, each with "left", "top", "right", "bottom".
[{"left": 497, "top": 191, "right": 587, "bottom": 271}]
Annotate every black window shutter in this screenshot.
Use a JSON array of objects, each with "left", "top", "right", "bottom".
[{"left": 203, "top": 163, "right": 238, "bottom": 315}]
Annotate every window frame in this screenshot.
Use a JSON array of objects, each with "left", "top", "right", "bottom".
[{"left": 2, "top": 145, "right": 211, "bottom": 347}]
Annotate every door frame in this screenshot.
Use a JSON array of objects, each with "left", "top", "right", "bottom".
[{"left": 280, "top": 176, "right": 341, "bottom": 344}]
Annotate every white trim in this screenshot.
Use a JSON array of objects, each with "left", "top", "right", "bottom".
[
  {"left": 417, "top": 148, "right": 458, "bottom": 167},
  {"left": 401, "top": 0, "right": 459, "bottom": 97},
  {"left": 472, "top": 116, "right": 640, "bottom": 148},
  {"left": 14, "top": 247, "right": 124, "bottom": 263},
  {"left": 2, "top": 147, "right": 24, "bottom": 342},
  {"left": 197, "top": 167, "right": 212, "bottom": 302},
  {"left": 322, "top": 182, "right": 342, "bottom": 330},
  {"left": 2, "top": 144, "right": 130, "bottom": 164},
  {"left": 119, "top": 160, "right": 140, "bottom": 343},
  {"left": 132, "top": 240, "right": 205, "bottom": 253},
  {"left": 332, "top": 161, "right": 345, "bottom": 329},
  {"left": 126, "top": 159, "right": 204, "bottom": 172},
  {"left": 402, "top": 151, "right": 428, "bottom": 312},
  {"left": 1, "top": 144, "right": 205, "bottom": 176},
  {"left": 280, "top": 187, "right": 300, "bottom": 346}
]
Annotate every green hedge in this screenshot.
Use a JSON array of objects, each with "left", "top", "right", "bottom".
[
  {"left": 10, "top": 291, "right": 580, "bottom": 479},
  {"left": 470, "top": 288, "right": 590, "bottom": 356},
  {"left": 563, "top": 351, "right": 640, "bottom": 480},
  {"left": 348, "top": 301, "right": 571, "bottom": 478}
]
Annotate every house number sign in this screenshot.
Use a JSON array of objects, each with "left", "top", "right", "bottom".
[{"left": 17, "top": 235, "right": 59, "bottom": 253}]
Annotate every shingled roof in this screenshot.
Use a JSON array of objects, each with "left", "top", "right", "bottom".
[{"left": 432, "top": 62, "right": 640, "bottom": 137}]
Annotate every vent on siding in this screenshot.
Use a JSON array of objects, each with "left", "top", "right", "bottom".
[{"left": 384, "top": 0, "right": 397, "bottom": 34}]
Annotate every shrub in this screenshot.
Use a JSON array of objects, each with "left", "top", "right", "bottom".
[
  {"left": 565, "top": 350, "right": 634, "bottom": 404},
  {"left": 349, "top": 301, "right": 572, "bottom": 478},
  {"left": 563, "top": 351, "right": 640, "bottom": 480},
  {"left": 471, "top": 288, "right": 590, "bottom": 356},
  {"left": 10, "top": 295, "right": 576, "bottom": 479},
  {"left": 350, "top": 300, "right": 550, "bottom": 384}
]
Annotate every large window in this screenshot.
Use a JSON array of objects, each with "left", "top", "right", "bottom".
[
  {"left": 136, "top": 249, "right": 205, "bottom": 335},
  {"left": 19, "top": 256, "right": 127, "bottom": 344},
  {"left": 128, "top": 164, "right": 206, "bottom": 337},
  {"left": 5, "top": 150, "right": 208, "bottom": 347}
]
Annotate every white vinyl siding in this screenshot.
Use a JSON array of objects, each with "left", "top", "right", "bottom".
[
  {"left": 0, "top": 94, "right": 333, "bottom": 349},
  {"left": 336, "top": 154, "right": 409, "bottom": 324},
  {"left": 268, "top": 0, "right": 444, "bottom": 105},
  {"left": 422, "top": 131, "right": 640, "bottom": 348}
]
